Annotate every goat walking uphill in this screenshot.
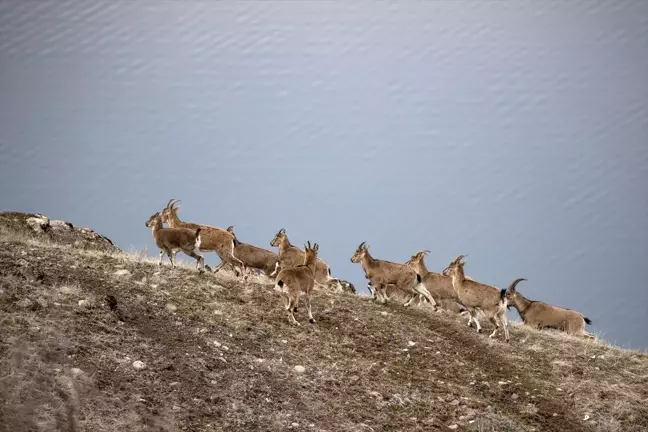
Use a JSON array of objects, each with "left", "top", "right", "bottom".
[
  {"left": 351, "top": 242, "right": 435, "bottom": 308},
  {"left": 405, "top": 250, "right": 466, "bottom": 313},
  {"left": 443, "top": 255, "right": 511, "bottom": 342},
  {"left": 505, "top": 278, "right": 594, "bottom": 338},
  {"left": 274, "top": 241, "right": 320, "bottom": 325},
  {"left": 145, "top": 212, "right": 205, "bottom": 272},
  {"left": 226, "top": 225, "right": 279, "bottom": 278},
  {"left": 161, "top": 199, "right": 244, "bottom": 276},
  {"left": 270, "top": 228, "right": 335, "bottom": 289}
]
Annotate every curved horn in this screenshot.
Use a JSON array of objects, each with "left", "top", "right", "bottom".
[
  {"left": 508, "top": 278, "right": 527, "bottom": 291},
  {"left": 226, "top": 225, "right": 235, "bottom": 233},
  {"left": 306, "top": 240, "right": 312, "bottom": 250},
  {"left": 165, "top": 199, "right": 176, "bottom": 209},
  {"left": 451, "top": 254, "right": 467, "bottom": 265},
  {"left": 279, "top": 228, "right": 286, "bottom": 234},
  {"left": 358, "top": 241, "right": 366, "bottom": 249}
]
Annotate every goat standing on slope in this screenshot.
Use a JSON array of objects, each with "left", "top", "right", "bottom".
[
  {"left": 225, "top": 225, "right": 279, "bottom": 278},
  {"left": 270, "top": 228, "right": 338, "bottom": 289},
  {"left": 443, "top": 255, "right": 511, "bottom": 342},
  {"left": 160, "top": 199, "right": 245, "bottom": 276},
  {"left": 350, "top": 242, "right": 435, "bottom": 308},
  {"left": 405, "top": 250, "right": 467, "bottom": 313},
  {"left": 505, "top": 278, "right": 594, "bottom": 338},
  {"left": 145, "top": 212, "right": 205, "bottom": 272},
  {"left": 274, "top": 241, "right": 320, "bottom": 325}
]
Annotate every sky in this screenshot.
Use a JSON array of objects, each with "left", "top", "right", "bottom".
[{"left": 0, "top": 1, "right": 646, "bottom": 349}]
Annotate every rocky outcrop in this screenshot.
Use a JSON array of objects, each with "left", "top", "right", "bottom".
[{"left": 0, "top": 211, "right": 120, "bottom": 253}]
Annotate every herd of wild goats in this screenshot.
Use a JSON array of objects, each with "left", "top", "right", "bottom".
[{"left": 145, "top": 199, "right": 593, "bottom": 342}]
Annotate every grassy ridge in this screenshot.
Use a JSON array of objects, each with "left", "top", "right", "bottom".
[{"left": 0, "top": 213, "right": 646, "bottom": 432}]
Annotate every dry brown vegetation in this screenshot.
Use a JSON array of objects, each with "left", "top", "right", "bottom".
[{"left": 1, "top": 213, "right": 647, "bottom": 432}]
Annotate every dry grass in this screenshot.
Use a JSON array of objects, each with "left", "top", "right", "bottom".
[{"left": 0, "top": 230, "right": 647, "bottom": 432}]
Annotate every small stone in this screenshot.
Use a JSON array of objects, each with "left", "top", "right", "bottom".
[
  {"left": 498, "top": 381, "right": 508, "bottom": 385},
  {"left": 172, "top": 405, "right": 181, "bottom": 411},
  {"left": 368, "top": 391, "right": 381, "bottom": 398},
  {"left": 281, "top": 340, "right": 288, "bottom": 344},
  {"left": 115, "top": 269, "right": 131, "bottom": 277},
  {"left": 213, "top": 310, "right": 223, "bottom": 316},
  {"left": 165, "top": 303, "right": 177, "bottom": 312},
  {"left": 291, "top": 423, "right": 299, "bottom": 428},
  {"left": 408, "top": 341, "right": 416, "bottom": 347},
  {"left": 16, "top": 298, "right": 33, "bottom": 308},
  {"left": 511, "top": 393, "right": 519, "bottom": 400},
  {"left": 294, "top": 365, "right": 306, "bottom": 373},
  {"left": 448, "top": 425, "right": 458, "bottom": 430},
  {"left": 132, "top": 360, "right": 146, "bottom": 370},
  {"left": 36, "top": 297, "right": 49, "bottom": 309},
  {"left": 552, "top": 413, "right": 558, "bottom": 417},
  {"left": 381, "top": 311, "right": 388, "bottom": 316},
  {"left": 449, "top": 399, "right": 460, "bottom": 406},
  {"left": 213, "top": 341, "right": 222, "bottom": 347},
  {"left": 26, "top": 216, "right": 49, "bottom": 232},
  {"left": 70, "top": 368, "right": 84, "bottom": 377},
  {"left": 78, "top": 299, "right": 90, "bottom": 308},
  {"left": 583, "top": 414, "right": 591, "bottom": 421},
  {"left": 170, "top": 382, "right": 180, "bottom": 387}
]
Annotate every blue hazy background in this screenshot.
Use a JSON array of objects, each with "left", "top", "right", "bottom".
[{"left": 1, "top": 1, "right": 646, "bottom": 349}]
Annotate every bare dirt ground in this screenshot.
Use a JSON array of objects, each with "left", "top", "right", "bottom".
[{"left": 1, "top": 212, "right": 647, "bottom": 432}]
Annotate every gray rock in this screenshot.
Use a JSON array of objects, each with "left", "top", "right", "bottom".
[
  {"left": 26, "top": 215, "right": 49, "bottom": 232},
  {"left": 132, "top": 360, "right": 146, "bottom": 370},
  {"left": 16, "top": 298, "right": 33, "bottom": 308}
]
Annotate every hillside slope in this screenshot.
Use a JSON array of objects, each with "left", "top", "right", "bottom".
[{"left": 0, "top": 213, "right": 646, "bottom": 432}]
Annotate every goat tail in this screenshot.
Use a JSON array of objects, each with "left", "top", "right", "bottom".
[
  {"left": 584, "top": 316, "right": 592, "bottom": 325},
  {"left": 195, "top": 228, "right": 202, "bottom": 248}
]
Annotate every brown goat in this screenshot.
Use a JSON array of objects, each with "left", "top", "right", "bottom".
[
  {"left": 274, "top": 241, "right": 319, "bottom": 325},
  {"left": 350, "top": 242, "right": 435, "bottom": 307},
  {"left": 405, "top": 250, "right": 466, "bottom": 313},
  {"left": 269, "top": 228, "right": 336, "bottom": 289},
  {"left": 443, "top": 255, "right": 510, "bottom": 342},
  {"left": 505, "top": 278, "right": 593, "bottom": 337},
  {"left": 145, "top": 212, "right": 204, "bottom": 272},
  {"left": 160, "top": 199, "right": 244, "bottom": 276},
  {"left": 223, "top": 225, "right": 279, "bottom": 278}
]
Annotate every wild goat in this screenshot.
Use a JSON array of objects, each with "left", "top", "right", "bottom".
[
  {"left": 350, "top": 242, "right": 435, "bottom": 307},
  {"left": 505, "top": 278, "right": 594, "bottom": 338},
  {"left": 443, "top": 255, "right": 511, "bottom": 342},
  {"left": 405, "top": 250, "right": 466, "bottom": 313},
  {"left": 160, "top": 199, "right": 244, "bottom": 276},
  {"left": 270, "top": 228, "right": 338, "bottom": 289},
  {"left": 145, "top": 212, "right": 205, "bottom": 272},
  {"left": 222, "top": 225, "right": 279, "bottom": 278},
  {"left": 274, "top": 241, "right": 319, "bottom": 325}
]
